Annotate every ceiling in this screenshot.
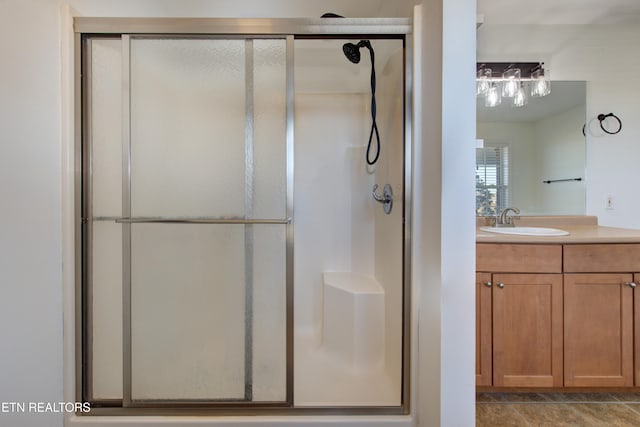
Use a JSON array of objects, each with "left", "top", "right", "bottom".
[
  {"left": 308, "top": 0, "right": 640, "bottom": 24},
  {"left": 477, "top": 0, "right": 640, "bottom": 25}
]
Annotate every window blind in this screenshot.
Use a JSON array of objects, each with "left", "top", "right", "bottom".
[{"left": 476, "top": 145, "right": 509, "bottom": 216}]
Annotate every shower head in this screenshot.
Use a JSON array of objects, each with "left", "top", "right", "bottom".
[
  {"left": 342, "top": 40, "right": 371, "bottom": 64},
  {"left": 341, "top": 39, "right": 381, "bottom": 165},
  {"left": 342, "top": 43, "right": 361, "bottom": 63}
]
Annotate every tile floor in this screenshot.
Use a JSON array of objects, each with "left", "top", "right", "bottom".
[{"left": 476, "top": 392, "right": 640, "bottom": 426}]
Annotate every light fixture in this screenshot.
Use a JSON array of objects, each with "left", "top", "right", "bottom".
[
  {"left": 476, "top": 67, "right": 492, "bottom": 96},
  {"left": 530, "top": 65, "right": 550, "bottom": 97},
  {"left": 476, "top": 62, "right": 550, "bottom": 107},
  {"left": 485, "top": 82, "right": 502, "bottom": 107},
  {"left": 512, "top": 82, "right": 528, "bottom": 107},
  {"left": 501, "top": 67, "right": 520, "bottom": 98}
]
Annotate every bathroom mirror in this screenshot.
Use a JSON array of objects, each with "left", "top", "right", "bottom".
[{"left": 476, "top": 81, "right": 586, "bottom": 216}]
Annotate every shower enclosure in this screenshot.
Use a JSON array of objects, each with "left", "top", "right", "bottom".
[{"left": 76, "top": 18, "right": 411, "bottom": 415}]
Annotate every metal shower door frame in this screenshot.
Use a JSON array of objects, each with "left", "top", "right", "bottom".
[
  {"left": 80, "top": 33, "right": 294, "bottom": 408},
  {"left": 75, "top": 17, "right": 412, "bottom": 415}
]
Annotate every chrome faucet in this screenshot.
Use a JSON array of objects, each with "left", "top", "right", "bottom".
[{"left": 496, "top": 207, "right": 520, "bottom": 227}]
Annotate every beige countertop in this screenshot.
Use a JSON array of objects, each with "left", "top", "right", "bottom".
[{"left": 476, "top": 216, "right": 640, "bottom": 244}]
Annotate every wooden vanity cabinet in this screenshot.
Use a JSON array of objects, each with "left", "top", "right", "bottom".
[
  {"left": 563, "top": 244, "right": 640, "bottom": 387},
  {"left": 477, "top": 242, "right": 640, "bottom": 389},
  {"left": 476, "top": 244, "right": 563, "bottom": 387}
]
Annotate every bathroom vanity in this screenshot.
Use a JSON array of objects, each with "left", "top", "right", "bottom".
[{"left": 476, "top": 216, "right": 640, "bottom": 390}]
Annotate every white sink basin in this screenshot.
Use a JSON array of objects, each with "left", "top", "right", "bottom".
[{"left": 480, "top": 226, "right": 569, "bottom": 236}]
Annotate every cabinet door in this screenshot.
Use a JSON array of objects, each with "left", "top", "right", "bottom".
[
  {"left": 476, "top": 273, "right": 492, "bottom": 386},
  {"left": 564, "top": 273, "right": 634, "bottom": 387},
  {"left": 493, "top": 273, "right": 563, "bottom": 387}
]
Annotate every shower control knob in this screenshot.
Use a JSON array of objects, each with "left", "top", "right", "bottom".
[{"left": 372, "top": 184, "right": 393, "bottom": 215}]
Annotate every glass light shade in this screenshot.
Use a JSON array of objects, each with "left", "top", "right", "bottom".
[
  {"left": 485, "top": 83, "right": 502, "bottom": 107},
  {"left": 501, "top": 68, "right": 520, "bottom": 98},
  {"left": 476, "top": 67, "right": 492, "bottom": 96},
  {"left": 512, "top": 83, "right": 528, "bottom": 107},
  {"left": 531, "top": 67, "right": 550, "bottom": 97}
]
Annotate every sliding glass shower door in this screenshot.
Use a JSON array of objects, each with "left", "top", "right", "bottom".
[{"left": 86, "top": 36, "right": 291, "bottom": 406}]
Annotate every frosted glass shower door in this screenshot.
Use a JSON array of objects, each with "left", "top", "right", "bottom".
[{"left": 125, "top": 37, "right": 289, "bottom": 405}]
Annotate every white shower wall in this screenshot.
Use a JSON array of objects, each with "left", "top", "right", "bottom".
[
  {"left": 293, "top": 92, "right": 375, "bottom": 335},
  {"left": 293, "top": 39, "right": 404, "bottom": 405}
]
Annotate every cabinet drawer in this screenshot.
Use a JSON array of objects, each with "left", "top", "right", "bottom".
[
  {"left": 476, "top": 244, "right": 562, "bottom": 273},
  {"left": 564, "top": 244, "right": 640, "bottom": 273}
]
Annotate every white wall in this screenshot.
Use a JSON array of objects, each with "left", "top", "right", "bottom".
[
  {"left": 438, "top": 0, "right": 476, "bottom": 424},
  {"left": 479, "top": 23, "right": 640, "bottom": 229},
  {"left": 533, "top": 105, "right": 586, "bottom": 214},
  {"left": 585, "top": 77, "right": 640, "bottom": 228},
  {"left": 414, "top": 0, "right": 476, "bottom": 425},
  {"left": 0, "top": 1, "right": 64, "bottom": 427}
]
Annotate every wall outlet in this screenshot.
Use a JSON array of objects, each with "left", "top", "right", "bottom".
[{"left": 606, "top": 194, "right": 615, "bottom": 210}]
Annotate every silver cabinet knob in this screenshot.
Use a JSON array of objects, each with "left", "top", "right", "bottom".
[
  {"left": 497, "top": 283, "right": 505, "bottom": 289},
  {"left": 626, "top": 282, "right": 637, "bottom": 288},
  {"left": 484, "top": 282, "right": 492, "bottom": 287}
]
